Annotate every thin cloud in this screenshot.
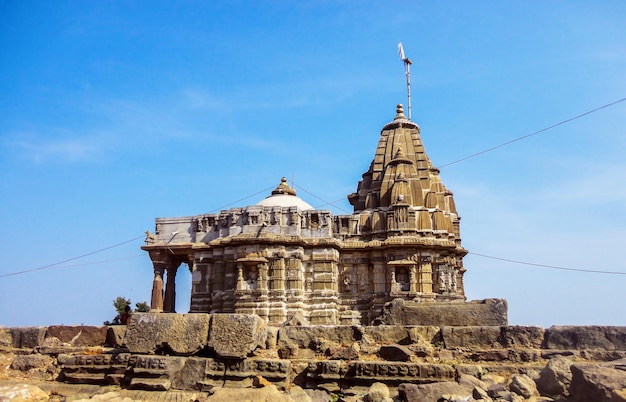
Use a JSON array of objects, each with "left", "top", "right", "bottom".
[{"left": 7, "top": 134, "right": 103, "bottom": 164}]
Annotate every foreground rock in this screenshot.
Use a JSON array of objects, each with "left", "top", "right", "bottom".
[{"left": 569, "top": 359, "right": 626, "bottom": 402}]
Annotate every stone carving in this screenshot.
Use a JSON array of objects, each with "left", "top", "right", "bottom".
[
  {"left": 60, "top": 353, "right": 130, "bottom": 385},
  {"left": 306, "top": 361, "right": 455, "bottom": 382},
  {"left": 144, "top": 230, "right": 156, "bottom": 244}
]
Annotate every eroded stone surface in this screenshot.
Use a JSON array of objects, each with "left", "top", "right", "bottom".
[
  {"left": 398, "top": 381, "right": 473, "bottom": 402},
  {"left": 208, "top": 314, "right": 267, "bottom": 358},
  {"left": 0, "top": 383, "right": 48, "bottom": 401},
  {"left": 569, "top": 362, "right": 626, "bottom": 402},
  {"left": 378, "top": 299, "right": 507, "bottom": 327},
  {"left": 46, "top": 325, "right": 108, "bottom": 347},
  {"left": 124, "top": 313, "right": 210, "bottom": 355},
  {"left": 9, "top": 327, "right": 47, "bottom": 348},
  {"left": 536, "top": 356, "right": 573, "bottom": 397},
  {"left": 543, "top": 326, "right": 626, "bottom": 350}
]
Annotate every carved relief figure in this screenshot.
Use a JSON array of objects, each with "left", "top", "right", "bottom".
[{"left": 438, "top": 271, "right": 446, "bottom": 293}]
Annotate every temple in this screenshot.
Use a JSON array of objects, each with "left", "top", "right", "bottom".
[{"left": 142, "top": 104, "right": 468, "bottom": 325}]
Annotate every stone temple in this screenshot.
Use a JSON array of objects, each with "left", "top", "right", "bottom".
[{"left": 142, "top": 104, "right": 477, "bottom": 326}]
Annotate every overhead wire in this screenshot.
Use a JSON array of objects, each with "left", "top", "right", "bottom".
[
  {"left": 0, "top": 236, "right": 144, "bottom": 278},
  {"left": 439, "top": 97, "right": 626, "bottom": 168},
  {"left": 469, "top": 252, "right": 626, "bottom": 275}
]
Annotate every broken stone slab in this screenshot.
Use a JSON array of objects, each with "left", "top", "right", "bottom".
[
  {"left": 46, "top": 325, "right": 108, "bottom": 347},
  {"left": 543, "top": 326, "right": 626, "bottom": 350},
  {"left": 207, "top": 314, "right": 267, "bottom": 359},
  {"left": 124, "top": 313, "right": 210, "bottom": 355},
  {"left": 377, "top": 298, "right": 507, "bottom": 326}
]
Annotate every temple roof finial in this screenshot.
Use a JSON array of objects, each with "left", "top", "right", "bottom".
[
  {"left": 394, "top": 104, "right": 407, "bottom": 121},
  {"left": 271, "top": 177, "right": 297, "bottom": 196}
]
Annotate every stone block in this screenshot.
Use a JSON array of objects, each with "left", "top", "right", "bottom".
[
  {"left": 170, "top": 357, "right": 207, "bottom": 391},
  {"left": 128, "top": 355, "right": 186, "bottom": 391},
  {"left": 208, "top": 314, "right": 267, "bottom": 358},
  {"left": 362, "top": 326, "right": 411, "bottom": 345},
  {"left": 197, "top": 357, "right": 291, "bottom": 389},
  {"left": 124, "top": 313, "right": 210, "bottom": 355},
  {"left": 441, "top": 326, "right": 501, "bottom": 349},
  {"left": 278, "top": 325, "right": 361, "bottom": 350},
  {"left": 46, "top": 325, "right": 108, "bottom": 347},
  {"left": 408, "top": 326, "right": 442, "bottom": 344},
  {"left": 307, "top": 361, "right": 455, "bottom": 383},
  {"left": 59, "top": 353, "right": 131, "bottom": 385},
  {"left": 377, "top": 299, "right": 507, "bottom": 326},
  {"left": 498, "top": 325, "right": 544, "bottom": 348},
  {"left": 10, "top": 354, "right": 53, "bottom": 371},
  {"left": 9, "top": 327, "right": 47, "bottom": 348},
  {"left": 543, "top": 326, "right": 626, "bottom": 350}
]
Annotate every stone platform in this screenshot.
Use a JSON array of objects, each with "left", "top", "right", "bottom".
[{"left": 2, "top": 314, "right": 626, "bottom": 401}]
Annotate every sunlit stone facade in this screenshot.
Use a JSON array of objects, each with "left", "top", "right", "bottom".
[{"left": 143, "top": 104, "right": 467, "bottom": 324}]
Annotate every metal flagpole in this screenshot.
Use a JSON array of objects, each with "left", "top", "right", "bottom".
[{"left": 398, "top": 42, "right": 413, "bottom": 120}]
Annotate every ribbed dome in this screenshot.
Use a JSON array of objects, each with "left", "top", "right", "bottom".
[{"left": 256, "top": 178, "right": 314, "bottom": 210}]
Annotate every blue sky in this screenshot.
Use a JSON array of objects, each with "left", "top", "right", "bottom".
[{"left": 1, "top": 1, "right": 625, "bottom": 327}]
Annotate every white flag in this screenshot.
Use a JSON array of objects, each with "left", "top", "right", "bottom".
[{"left": 398, "top": 42, "right": 405, "bottom": 60}]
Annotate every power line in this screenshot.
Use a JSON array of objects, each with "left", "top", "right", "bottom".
[
  {"left": 294, "top": 183, "right": 352, "bottom": 214},
  {"left": 0, "top": 236, "right": 144, "bottom": 278},
  {"left": 208, "top": 185, "right": 276, "bottom": 213},
  {"left": 469, "top": 251, "right": 626, "bottom": 275},
  {"left": 439, "top": 97, "right": 626, "bottom": 168}
]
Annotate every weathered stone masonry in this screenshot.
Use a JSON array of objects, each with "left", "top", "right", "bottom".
[{"left": 142, "top": 105, "right": 470, "bottom": 325}]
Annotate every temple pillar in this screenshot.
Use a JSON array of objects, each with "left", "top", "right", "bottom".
[
  {"left": 150, "top": 263, "right": 165, "bottom": 311},
  {"left": 420, "top": 256, "right": 433, "bottom": 294},
  {"left": 409, "top": 264, "right": 417, "bottom": 293},
  {"left": 164, "top": 265, "right": 179, "bottom": 313}
]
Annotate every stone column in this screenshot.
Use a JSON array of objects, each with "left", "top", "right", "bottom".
[
  {"left": 420, "top": 256, "right": 433, "bottom": 293},
  {"left": 409, "top": 264, "right": 417, "bottom": 293},
  {"left": 150, "top": 263, "right": 165, "bottom": 311},
  {"left": 258, "top": 263, "right": 268, "bottom": 290},
  {"left": 164, "top": 265, "right": 178, "bottom": 313}
]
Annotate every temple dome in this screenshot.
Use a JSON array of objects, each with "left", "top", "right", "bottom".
[{"left": 256, "top": 177, "right": 314, "bottom": 210}]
